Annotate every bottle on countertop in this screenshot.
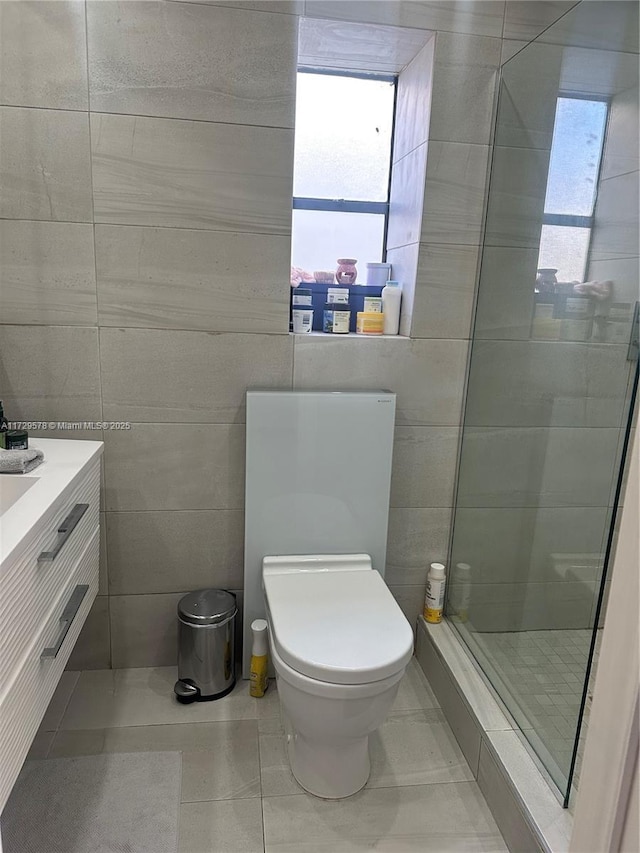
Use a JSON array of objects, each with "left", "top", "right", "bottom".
[
  {"left": 249, "top": 619, "right": 269, "bottom": 698},
  {"left": 381, "top": 280, "right": 402, "bottom": 335},
  {"left": 423, "top": 562, "right": 446, "bottom": 624}
]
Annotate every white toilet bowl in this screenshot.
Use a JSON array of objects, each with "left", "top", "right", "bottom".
[{"left": 263, "top": 554, "right": 414, "bottom": 799}]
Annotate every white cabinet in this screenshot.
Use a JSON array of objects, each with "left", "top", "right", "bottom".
[{"left": 0, "top": 440, "right": 103, "bottom": 815}]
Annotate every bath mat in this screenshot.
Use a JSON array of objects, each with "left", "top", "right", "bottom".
[{"left": 2, "top": 751, "right": 181, "bottom": 853}]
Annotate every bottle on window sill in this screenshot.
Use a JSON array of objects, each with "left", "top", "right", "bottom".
[{"left": 381, "top": 281, "right": 402, "bottom": 335}]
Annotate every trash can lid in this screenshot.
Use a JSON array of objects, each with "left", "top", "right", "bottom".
[{"left": 178, "top": 589, "right": 237, "bottom": 625}]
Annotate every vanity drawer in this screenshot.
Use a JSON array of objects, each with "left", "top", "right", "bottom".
[
  {"left": 0, "top": 460, "right": 100, "bottom": 686},
  {"left": 0, "top": 528, "right": 99, "bottom": 813}
]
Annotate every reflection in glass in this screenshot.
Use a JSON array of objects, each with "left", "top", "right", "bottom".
[
  {"left": 538, "top": 224, "right": 591, "bottom": 281},
  {"left": 544, "top": 97, "right": 608, "bottom": 217}
]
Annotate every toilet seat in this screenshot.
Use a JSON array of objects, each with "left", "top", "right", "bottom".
[
  {"left": 268, "top": 634, "right": 407, "bottom": 699},
  {"left": 263, "top": 567, "right": 414, "bottom": 685}
]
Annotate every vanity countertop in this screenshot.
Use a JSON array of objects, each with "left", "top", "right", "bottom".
[{"left": 0, "top": 438, "right": 103, "bottom": 569}]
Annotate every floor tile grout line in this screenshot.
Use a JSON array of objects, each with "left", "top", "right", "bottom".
[{"left": 259, "top": 776, "right": 490, "bottom": 803}]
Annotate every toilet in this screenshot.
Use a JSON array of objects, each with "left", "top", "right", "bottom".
[
  {"left": 244, "top": 390, "right": 413, "bottom": 799},
  {"left": 262, "top": 553, "right": 414, "bottom": 799}
]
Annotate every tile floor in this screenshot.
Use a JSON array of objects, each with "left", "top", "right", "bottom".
[
  {"left": 472, "top": 628, "right": 599, "bottom": 787},
  {"left": 26, "top": 658, "right": 508, "bottom": 852}
]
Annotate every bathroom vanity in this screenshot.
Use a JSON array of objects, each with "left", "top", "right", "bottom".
[{"left": 0, "top": 439, "right": 103, "bottom": 819}]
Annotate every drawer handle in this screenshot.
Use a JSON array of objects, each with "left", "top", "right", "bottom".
[
  {"left": 41, "top": 584, "right": 89, "bottom": 659},
  {"left": 38, "top": 503, "right": 89, "bottom": 563}
]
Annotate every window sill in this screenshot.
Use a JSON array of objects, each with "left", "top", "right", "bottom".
[{"left": 290, "top": 331, "right": 409, "bottom": 340}]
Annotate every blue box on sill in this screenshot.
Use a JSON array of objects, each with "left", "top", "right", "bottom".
[{"left": 291, "top": 282, "right": 384, "bottom": 333}]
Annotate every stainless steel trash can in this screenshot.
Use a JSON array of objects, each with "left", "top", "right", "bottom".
[{"left": 174, "top": 589, "right": 237, "bottom": 703}]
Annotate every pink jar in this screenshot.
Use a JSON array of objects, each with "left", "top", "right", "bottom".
[{"left": 335, "top": 258, "right": 357, "bottom": 285}]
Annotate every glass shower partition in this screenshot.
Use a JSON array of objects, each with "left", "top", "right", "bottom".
[{"left": 447, "top": 0, "right": 639, "bottom": 806}]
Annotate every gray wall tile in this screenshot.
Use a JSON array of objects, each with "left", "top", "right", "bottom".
[
  {"left": 293, "top": 336, "right": 468, "bottom": 426},
  {"left": 502, "top": 0, "right": 577, "bottom": 42},
  {"left": 87, "top": 1, "right": 296, "bottom": 127},
  {"left": 457, "top": 427, "right": 621, "bottom": 508},
  {"left": 387, "top": 584, "right": 425, "bottom": 635},
  {"left": 474, "top": 246, "right": 539, "bottom": 340},
  {"left": 500, "top": 39, "right": 526, "bottom": 65},
  {"left": 0, "top": 221, "right": 97, "bottom": 326},
  {"left": 410, "top": 243, "right": 480, "bottom": 339},
  {"left": 451, "top": 506, "right": 608, "bottom": 585},
  {"left": 429, "top": 32, "right": 500, "bottom": 145},
  {"left": 535, "top": 0, "right": 638, "bottom": 53},
  {"left": 0, "top": 107, "right": 93, "bottom": 222},
  {"left": 0, "top": 325, "right": 101, "bottom": 421},
  {"left": 95, "top": 225, "right": 290, "bottom": 334},
  {"left": 390, "top": 426, "right": 459, "bottom": 507},
  {"left": 109, "top": 589, "right": 243, "bottom": 667},
  {"left": 467, "top": 580, "right": 595, "bottom": 632},
  {"left": 304, "top": 1, "right": 506, "bottom": 38},
  {"left": 477, "top": 739, "right": 543, "bottom": 853},
  {"left": 393, "top": 38, "right": 434, "bottom": 162},
  {"left": 109, "top": 592, "right": 182, "bottom": 668},
  {"left": 385, "top": 242, "right": 420, "bottom": 337},
  {"left": 0, "top": 0, "right": 88, "bottom": 110},
  {"left": 420, "top": 141, "right": 490, "bottom": 245},
  {"left": 465, "top": 340, "right": 632, "bottom": 428},
  {"left": 100, "top": 327, "right": 292, "bottom": 423},
  {"left": 484, "top": 146, "right": 551, "bottom": 248},
  {"left": 496, "top": 42, "right": 562, "bottom": 150},
  {"left": 103, "top": 423, "right": 245, "bottom": 511},
  {"left": 90, "top": 112, "right": 293, "bottom": 233},
  {"left": 106, "top": 510, "right": 244, "bottom": 594},
  {"left": 590, "top": 170, "right": 639, "bottom": 259},
  {"left": 387, "top": 144, "right": 428, "bottom": 250},
  {"left": 165, "top": 0, "right": 302, "bottom": 15},
  {"left": 67, "top": 596, "right": 111, "bottom": 671},
  {"left": 386, "top": 507, "right": 452, "bottom": 585},
  {"left": 599, "top": 85, "right": 639, "bottom": 181},
  {"left": 298, "top": 17, "right": 431, "bottom": 75}
]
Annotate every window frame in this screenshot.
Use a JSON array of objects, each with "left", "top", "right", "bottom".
[{"left": 292, "top": 67, "right": 398, "bottom": 263}]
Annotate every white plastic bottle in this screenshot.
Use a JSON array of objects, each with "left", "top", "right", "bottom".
[
  {"left": 423, "top": 562, "right": 446, "bottom": 624},
  {"left": 381, "top": 280, "right": 402, "bottom": 335}
]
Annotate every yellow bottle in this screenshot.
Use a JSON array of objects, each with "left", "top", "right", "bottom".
[
  {"left": 249, "top": 619, "right": 269, "bottom": 698},
  {"left": 424, "top": 563, "right": 446, "bottom": 624}
]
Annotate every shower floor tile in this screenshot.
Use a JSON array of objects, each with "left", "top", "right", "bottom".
[{"left": 472, "top": 628, "right": 600, "bottom": 789}]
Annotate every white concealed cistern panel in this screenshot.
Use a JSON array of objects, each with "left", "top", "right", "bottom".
[{"left": 243, "top": 390, "right": 396, "bottom": 676}]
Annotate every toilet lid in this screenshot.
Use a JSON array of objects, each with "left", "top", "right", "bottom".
[{"left": 264, "top": 569, "right": 414, "bottom": 684}]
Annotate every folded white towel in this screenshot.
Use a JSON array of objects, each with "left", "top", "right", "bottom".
[{"left": 0, "top": 447, "right": 44, "bottom": 474}]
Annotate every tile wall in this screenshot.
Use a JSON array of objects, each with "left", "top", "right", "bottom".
[{"left": 0, "top": 0, "right": 574, "bottom": 668}]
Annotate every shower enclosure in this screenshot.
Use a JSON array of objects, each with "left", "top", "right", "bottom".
[{"left": 447, "top": 0, "right": 638, "bottom": 806}]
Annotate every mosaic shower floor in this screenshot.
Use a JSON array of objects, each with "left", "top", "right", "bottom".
[{"left": 472, "top": 628, "right": 600, "bottom": 791}]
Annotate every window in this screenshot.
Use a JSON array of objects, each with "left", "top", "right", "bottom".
[
  {"left": 291, "top": 70, "right": 396, "bottom": 282},
  {"left": 537, "top": 95, "right": 608, "bottom": 281}
]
